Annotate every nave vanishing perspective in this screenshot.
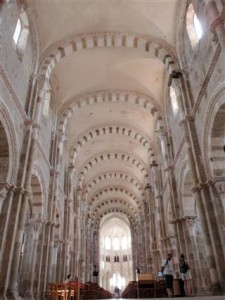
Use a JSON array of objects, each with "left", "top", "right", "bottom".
[{"left": 1, "top": 0, "right": 225, "bottom": 299}]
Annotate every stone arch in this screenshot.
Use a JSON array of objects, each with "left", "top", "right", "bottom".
[
  {"left": 204, "top": 88, "right": 225, "bottom": 178},
  {"left": 69, "top": 124, "right": 156, "bottom": 166},
  {"left": 203, "top": 84, "right": 225, "bottom": 209},
  {"left": 0, "top": 121, "right": 9, "bottom": 183},
  {"left": 88, "top": 186, "right": 142, "bottom": 210},
  {"left": 180, "top": 166, "right": 196, "bottom": 217},
  {"left": 89, "top": 197, "right": 139, "bottom": 220},
  {"left": 18, "top": 169, "right": 45, "bottom": 296},
  {"left": 30, "top": 172, "right": 44, "bottom": 219},
  {"left": 84, "top": 172, "right": 144, "bottom": 196},
  {"left": 32, "top": 164, "right": 48, "bottom": 217},
  {"left": 0, "top": 98, "right": 18, "bottom": 184},
  {"left": 78, "top": 151, "right": 148, "bottom": 187},
  {"left": 93, "top": 209, "right": 136, "bottom": 230},
  {"left": 39, "top": 31, "right": 178, "bottom": 83},
  {"left": 58, "top": 90, "right": 165, "bottom": 138},
  {"left": 177, "top": 159, "right": 209, "bottom": 284}
]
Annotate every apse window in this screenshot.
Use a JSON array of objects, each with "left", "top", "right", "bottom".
[
  {"left": 13, "top": 10, "right": 29, "bottom": 58},
  {"left": 186, "top": 3, "right": 203, "bottom": 49}
]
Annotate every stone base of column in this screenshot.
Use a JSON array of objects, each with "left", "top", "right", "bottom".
[
  {"left": 197, "top": 282, "right": 225, "bottom": 296},
  {"left": 209, "top": 282, "right": 225, "bottom": 295},
  {"left": 22, "top": 292, "right": 34, "bottom": 300},
  {"left": 4, "top": 289, "right": 22, "bottom": 300},
  {"left": 196, "top": 286, "right": 212, "bottom": 296}
]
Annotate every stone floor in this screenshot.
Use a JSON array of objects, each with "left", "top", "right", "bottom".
[{"left": 109, "top": 297, "right": 225, "bottom": 300}]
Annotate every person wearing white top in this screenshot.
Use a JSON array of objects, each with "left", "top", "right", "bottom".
[{"left": 161, "top": 253, "right": 174, "bottom": 298}]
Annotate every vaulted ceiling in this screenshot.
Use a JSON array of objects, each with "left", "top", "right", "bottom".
[{"left": 27, "top": 0, "right": 180, "bottom": 228}]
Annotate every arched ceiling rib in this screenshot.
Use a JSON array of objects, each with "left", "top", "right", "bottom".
[
  {"left": 91, "top": 205, "right": 138, "bottom": 229},
  {"left": 100, "top": 213, "right": 131, "bottom": 231},
  {"left": 88, "top": 185, "right": 142, "bottom": 210},
  {"left": 27, "top": 0, "right": 180, "bottom": 227},
  {"left": 88, "top": 196, "right": 139, "bottom": 218},
  {"left": 69, "top": 124, "right": 155, "bottom": 162},
  {"left": 77, "top": 151, "right": 148, "bottom": 188},
  {"left": 39, "top": 32, "right": 177, "bottom": 78},
  {"left": 58, "top": 89, "right": 164, "bottom": 134},
  {"left": 84, "top": 172, "right": 144, "bottom": 196}
]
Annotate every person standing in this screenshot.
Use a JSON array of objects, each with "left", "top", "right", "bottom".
[
  {"left": 179, "top": 254, "right": 193, "bottom": 296},
  {"left": 161, "top": 253, "right": 174, "bottom": 298}
]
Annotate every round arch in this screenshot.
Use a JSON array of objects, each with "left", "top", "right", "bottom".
[
  {"left": 203, "top": 84, "right": 225, "bottom": 178},
  {"left": 0, "top": 98, "right": 18, "bottom": 185},
  {"left": 57, "top": 89, "right": 165, "bottom": 138},
  {"left": 69, "top": 123, "right": 156, "bottom": 166},
  {"left": 39, "top": 31, "right": 178, "bottom": 83},
  {"left": 84, "top": 171, "right": 144, "bottom": 196},
  {"left": 77, "top": 151, "right": 148, "bottom": 187}
]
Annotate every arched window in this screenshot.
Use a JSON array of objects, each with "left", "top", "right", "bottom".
[
  {"left": 105, "top": 237, "right": 111, "bottom": 250},
  {"left": 13, "top": 9, "right": 29, "bottom": 58},
  {"left": 113, "top": 237, "right": 120, "bottom": 250},
  {"left": 186, "top": 3, "right": 203, "bottom": 49},
  {"left": 169, "top": 86, "right": 178, "bottom": 115}
]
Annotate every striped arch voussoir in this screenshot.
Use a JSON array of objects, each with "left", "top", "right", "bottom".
[
  {"left": 40, "top": 32, "right": 178, "bottom": 82},
  {"left": 88, "top": 185, "right": 142, "bottom": 209},
  {"left": 69, "top": 124, "right": 156, "bottom": 166},
  {"left": 78, "top": 152, "right": 148, "bottom": 186},
  {"left": 58, "top": 90, "right": 166, "bottom": 138},
  {"left": 91, "top": 205, "right": 137, "bottom": 227},
  {"left": 84, "top": 172, "right": 144, "bottom": 195}
]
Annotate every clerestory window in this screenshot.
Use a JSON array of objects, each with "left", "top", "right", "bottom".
[
  {"left": 186, "top": 3, "right": 203, "bottom": 49},
  {"left": 13, "top": 9, "right": 29, "bottom": 59},
  {"left": 169, "top": 86, "right": 178, "bottom": 116}
]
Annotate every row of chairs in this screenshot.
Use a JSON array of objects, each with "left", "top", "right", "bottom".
[{"left": 47, "top": 281, "right": 112, "bottom": 299}]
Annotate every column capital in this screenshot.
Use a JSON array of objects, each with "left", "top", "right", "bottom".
[
  {"left": 198, "top": 182, "right": 209, "bottom": 190},
  {"left": 179, "top": 114, "right": 194, "bottom": 125},
  {"left": 171, "top": 215, "right": 197, "bottom": 224},
  {"left": 191, "top": 186, "right": 200, "bottom": 193},
  {"left": 24, "top": 119, "right": 41, "bottom": 130},
  {"left": 50, "top": 168, "right": 60, "bottom": 176}
]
